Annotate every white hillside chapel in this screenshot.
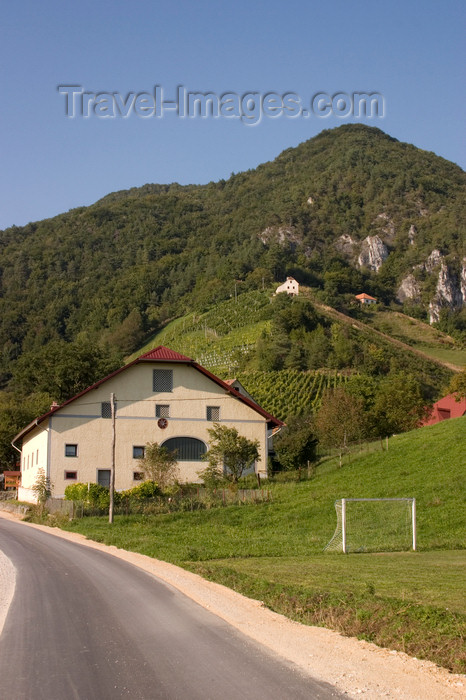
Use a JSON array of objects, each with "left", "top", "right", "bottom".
[
  {"left": 14, "top": 347, "right": 283, "bottom": 502},
  {"left": 275, "top": 277, "right": 299, "bottom": 296}
]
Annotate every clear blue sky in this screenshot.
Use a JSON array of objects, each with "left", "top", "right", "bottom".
[{"left": 1, "top": 0, "right": 464, "bottom": 230}]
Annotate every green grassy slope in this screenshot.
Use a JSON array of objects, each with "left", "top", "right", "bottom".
[
  {"left": 66, "top": 417, "right": 466, "bottom": 556},
  {"left": 362, "top": 309, "right": 466, "bottom": 369},
  {"left": 63, "top": 418, "right": 466, "bottom": 670}
]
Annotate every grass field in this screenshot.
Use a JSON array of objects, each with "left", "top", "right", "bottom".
[
  {"left": 61, "top": 418, "right": 466, "bottom": 672},
  {"left": 367, "top": 309, "right": 466, "bottom": 369},
  {"left": 411, "top": 343, "right": 466, "bottom": 368}
]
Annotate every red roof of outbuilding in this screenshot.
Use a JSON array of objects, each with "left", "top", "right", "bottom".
[
  {"left": 421, "top": 393, "right": 466, "bottom": 426},
  {"left": 13, "top": 346, "right": 283, "bottom": 444}
]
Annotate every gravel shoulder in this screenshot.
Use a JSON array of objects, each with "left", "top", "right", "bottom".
[{"left": 0, "top": 510, "right": 464, "bottom": 700}]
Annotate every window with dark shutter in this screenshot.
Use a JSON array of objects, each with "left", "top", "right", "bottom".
[
  {"left": 153, "top": 369, "right": 173, "bottom": 392},
  {"left": 156, "top": 404, "right": 170, "bottom": 418},
  {"left": 97, "top": 470, "right": 111, "bottom": 488},
  {"left": 206, "top": 406, "right": 220, "bottom": 421},
  {"left": 101, "top": 402, "right": 112, "bottom": 418}
]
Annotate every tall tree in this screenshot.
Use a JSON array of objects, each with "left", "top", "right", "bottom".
[
  {"left": 274, "top": 416, "right": 317, "bottom": 472},
  {"left": 0, "top": 391, "right": 52, "bottom": 469},
  {"left": 372, "top": 372, "right": 428, "bottom": 436},
  {"left": 314, "top": 388, "right": 366, "bottom": 465}
]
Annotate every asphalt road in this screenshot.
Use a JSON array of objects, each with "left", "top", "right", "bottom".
[{"left": 0, "top": 519, "right": 344, "bottom": 700}]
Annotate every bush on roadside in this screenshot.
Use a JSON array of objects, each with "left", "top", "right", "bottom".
[
  {"left": 120, "top": 481, "right": 160, "bottom": 502},
  {"left": 64, "top": 482, "right": 120, "bottom": 510}
]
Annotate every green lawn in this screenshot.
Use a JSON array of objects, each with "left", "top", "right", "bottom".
[
  {"left": 61, "top": 418, "right": 466, "bottom": 672},
  {"left": 201, "top": 551, "right": 466, "bottom": 614},
  {"left": 411, "top": 343, "right": 466, "bottom": 368}
]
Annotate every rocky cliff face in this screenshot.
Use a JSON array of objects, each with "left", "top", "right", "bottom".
[
  {"left": 396, "top": 249, "right": 466, "bottom": 323},
  {"left": 429, "top": 258, "right": 465, "bottom": 323},
  {"left": 258, "top": 225, "right": 302, "bottom": 249},
  {"left": 461, "top": 259, "right": 466, "bottom": 302},
  {"left": 397, "top": 274, "right": 421, "bottom": 303},
  {"left": 357, "top": 235, "right": 389, "bottom": 272},
  {"left": 335, "top": 234, "right": 357, "bottom": 256}
]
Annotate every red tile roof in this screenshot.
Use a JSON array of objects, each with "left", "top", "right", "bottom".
[
  {"left": 138, "top": 346, "right": 193, "bottom": 362},
  {"left": 13, "top": 346, "right": 283, "bottom": 444}
]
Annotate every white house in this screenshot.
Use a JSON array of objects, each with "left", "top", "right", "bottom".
[
  {"left": 355, "top": 293, "right": 377, "bottom": 305},
  {"left": 275, "top": 277, "right": 299, "bottom": 296},
  {"left": 13, "top": 347, "right": 283, "bottom": 502}
]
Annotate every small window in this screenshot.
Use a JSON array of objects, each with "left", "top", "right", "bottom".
[
  {"left": 207, "top": 406, "right": 220, "bottom": 421},
  {"left": 65, "top": 444, "right": 78, "bottom": 457},
  {"left": 64, "top": 471, "right": 77, "bottom": 480},
  {"left": 97, "top": 469, "right": 111, "bottom": 488},
  {"left": 133, "top": 446, "right": 145, "bottom": 459},
  {"left": 156, "top": 404, "right": 170, "bottom": 418},
  {"left": 133, "top": 472, "right": 144, "bottom": 481},
  {"left": 36, "top": 449, "right": 39, "bottom": 465},
  {"left": 153, "top": 369, "right": 173, "bottom": 393},
  {"left": 101, "top": 402, "right": 112, "bottom": 418}
]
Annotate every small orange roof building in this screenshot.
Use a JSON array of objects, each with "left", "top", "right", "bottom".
[{"left": 355, "top": 293, "right": 377, "bottom": 305}]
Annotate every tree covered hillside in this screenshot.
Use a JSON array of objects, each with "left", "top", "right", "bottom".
[{"left": 1, "top": 124, "right": 465, "bottom": 386}]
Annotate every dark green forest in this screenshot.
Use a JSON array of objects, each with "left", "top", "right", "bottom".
[{"left": 1, "top": 124, "right": 465, "bottom": 467}]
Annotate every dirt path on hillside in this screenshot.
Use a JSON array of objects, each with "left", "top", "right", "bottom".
[
  {"left": 312, "top": 301, "right": 463, "bottom": 373},
  {"left": 0, "top": 511, "right": 464, "bottom": 700}
]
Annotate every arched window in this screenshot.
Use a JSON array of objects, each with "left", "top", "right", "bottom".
[{"left": 161, "top": 437, "right": 207, "bottom": 461}]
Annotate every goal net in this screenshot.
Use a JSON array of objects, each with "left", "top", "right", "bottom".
[{"left": 324, "top": 498, "right": 416, "bottom": 553}]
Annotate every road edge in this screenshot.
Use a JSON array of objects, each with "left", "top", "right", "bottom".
[{"left": 0, "top": 511, "right": 464, "bottom": 700}]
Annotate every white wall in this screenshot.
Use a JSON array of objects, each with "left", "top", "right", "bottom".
[{"left": 26, "top": 362, "right": 270, "bottom": 496}]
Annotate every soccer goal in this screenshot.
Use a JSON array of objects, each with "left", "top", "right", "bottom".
[{"left": 324, "top": 498, "right": 416, "bottom": 553}]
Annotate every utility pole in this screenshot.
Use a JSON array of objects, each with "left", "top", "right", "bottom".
[{"left": 109, "top": 393, "right": 116, "bottom": 524}]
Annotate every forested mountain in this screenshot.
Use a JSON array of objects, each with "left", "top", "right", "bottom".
[
  {"left": 1, "top": 124, "right": 464, "bottom": 384},
  {"left": 1, "top": 124, "right": 465, "bottom": 467}
]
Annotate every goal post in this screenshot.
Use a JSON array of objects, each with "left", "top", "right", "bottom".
[{"left": 324, "top": 498, "right": 416, "bottom": 554}]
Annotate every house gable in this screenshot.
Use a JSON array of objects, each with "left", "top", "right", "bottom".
[{"left": 14, "top": 346, "right": 283, "bottom": 445}]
